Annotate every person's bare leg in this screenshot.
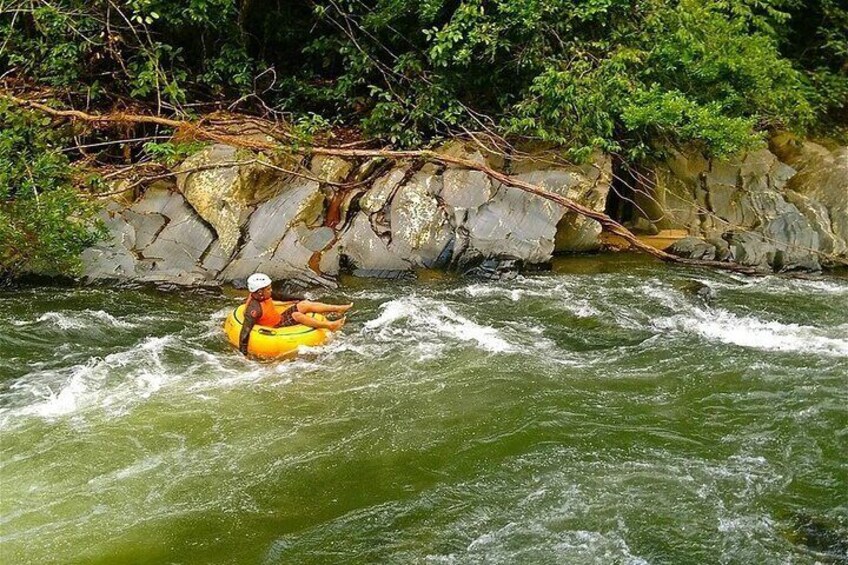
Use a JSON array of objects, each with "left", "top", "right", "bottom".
[
  {"left": 296, "top": 300, "right": 353, "bottom": 315},
  {"left": 292, "top": 311, "right": 345, "bottom": 331}
]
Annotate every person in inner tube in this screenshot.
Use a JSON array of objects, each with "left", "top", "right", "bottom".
[{"left": 239, "top": 273, "right": 351, "bottom": 355}]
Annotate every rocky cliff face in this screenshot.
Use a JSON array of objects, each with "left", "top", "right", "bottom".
[
  {"left": 82, "top": 143, "right": 612, "bottom": 286},
  {"left": 631, "top": 136, "right": 847, "bottom": 272},
  {"left": 81, "top": 134, "right": 846, "bottom": 285}
]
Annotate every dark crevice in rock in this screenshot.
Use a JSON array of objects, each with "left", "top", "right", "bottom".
[
  {"left": 196, "top": 239, "right": 217, "bottom": 268},
  {"left": 428, "top": 235, "right": 455, "bottom": 269},
  {"left": 351, "top": 269, "right": 415, "bottom": 280},
  {"left": 150, "top": 213, "right": 172, "bottom": 241},
  {"left": 605, "top": 155, "right": 638, "bottom": 226},
  {"left": 699, "top": 170, "right": 713, "bottom": 230},
  {"left": 459, "top": 256, "right": 523, "bottom": 281}
]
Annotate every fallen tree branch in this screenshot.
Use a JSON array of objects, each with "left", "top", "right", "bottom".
[
  {"left": 100, "top": 158, "right": 336, "bottom": 195},
  {"left": 5, "top": 92, "right": 766, "bottom": 274},
  {"left": 92, "top": 157, "right": 389, "bottom": 196}
]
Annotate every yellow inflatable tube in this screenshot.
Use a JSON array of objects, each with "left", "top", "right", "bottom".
[{"left": 223, "top": 300, "right": 331, "bottom": 359}]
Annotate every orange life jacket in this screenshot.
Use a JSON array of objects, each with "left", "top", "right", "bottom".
[{"left": 247, "top": 297, "right": 282, "bottom": 327}]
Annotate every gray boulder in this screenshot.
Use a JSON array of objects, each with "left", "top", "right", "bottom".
[
  {"left": 129, "top": 184, "right": 189, "bottom": 218},
  {"left": 221, "top": 180, "right": 324, "bottom": 281},
  {"left": 295, "top": 225, "right": 335, "bottom": 252},
  {"left": 724, "top": 232, "right": 774, "bottom": 270},
  {"left": 201, "top": 239, "right": 234, "bottom": 275},
  {"left": 82, "top": 186, "right": 227, "bottom": 283},
  {"left": 635, "top": 144, "right": 839, "bottom": 271},
  {"left": 360, "top": 167, "right": 408, "bottom": 213},
  {"left": 510, "top": 153, "right": 612, "bottom": 252},
  {"left": 668, "top": 237, "right": 717, "bottom": 261},
  {"left": 463, "top": 182, "right": 562, "bottom": 263},
  {"left": 634, "top": 149, "right": 709, "bottom": 234},
  {"left": 139, "top": 195, "right": 215, "bottom": 278},
  {"left": 123, "top": 209, "right": 167, "bottom": 251},
  {"left": 336, "top": 215, "right": 411, "bottom": 271},
  {"left": 771, "top": 133, "right": 848, "bottom": 262},
  {"left": 310, "top": 154, "right": 353, "bottom": 184},
  {"left": 388, "top": 169, "right": 453, "bottom": 267},
  {"left": 176, "top": 144, "right": 284, "bottom": 256},
  {"left": 80, "top": 203, "right": 138, "bottom": 281},
  {"left": 441, "top": 149, "right": 494, "bottom": 209},
  {"left": 763, "top": 210, "right": 821, "bottom": 271}
]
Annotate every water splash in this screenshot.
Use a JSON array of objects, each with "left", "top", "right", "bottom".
[{"left": 364, "top": 295, "right": 516, "bottom": 354}]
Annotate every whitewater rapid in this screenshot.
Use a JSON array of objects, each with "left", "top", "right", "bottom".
[
  {"left": 1, "top": 263, "right": 846, "bottom": 563},
  {"left": 2, "top": 271, "right": 847, "bottom": 430}
]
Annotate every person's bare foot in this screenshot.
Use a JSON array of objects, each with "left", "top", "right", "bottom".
[
  {"left": 336, "top": 303, "right": 354, "bottom": 313},
  {"left": 328, "top": 317, "right": 346, "bottom": 331}
]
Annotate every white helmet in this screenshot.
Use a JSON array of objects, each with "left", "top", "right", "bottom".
[{"left": 247, "top": 273, "right": 272, "bottom": 292}]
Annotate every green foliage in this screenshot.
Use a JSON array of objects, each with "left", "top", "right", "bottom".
[
  {"left": 0, "top": 0, "right": 257, "bottom": 108},
  {"left": 142, "top": 140, "right": 209, "bottom": 167},
  {"left": 2, "top": 0, "right": 846, "bottom": 154},
  {"left": 285, "top": 112, "right": 337, "bottom": 149},
  {"left": 286, "top": 0, "right": 838, "bottom": 157},
  {"left": 429, "top": 0, "right": 816, "bottom": 158},
  {"left": 0, "top": 102, "right": 105, "bottom": 279},
  {"left": 778, "top": 0, "right": 848, "bottom": 134},
  {"left": 621, "top": 87, "right": 761, "bottom": 157}
]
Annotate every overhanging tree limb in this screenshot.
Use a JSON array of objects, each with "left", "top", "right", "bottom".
[{"left": 4, "top": 92, "right": 765, "bottom": 274}]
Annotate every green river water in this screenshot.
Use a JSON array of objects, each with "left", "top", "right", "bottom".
[{"left": 1, "top": 256, "right": 846, "bottom": 564}]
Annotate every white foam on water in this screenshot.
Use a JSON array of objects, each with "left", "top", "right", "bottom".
[
  {"left": 458, "top": 283, "right": 534, "bottom": 302},
  {"left": 602, "top": 279, "right": 848, "bottom": 357},
  {"left": 183, "top": 338, "right": 343, "bottom": 392},
  {"left": 752, "top": 276, "right": 848, "bottom": 296},
  {"left": 347, "top": 289, "right": 396, "bottom": 301},
  {"left": 566, "top": 300, "right": 600, "bottom": 318},
  {"left": 11, "top": 367, "right": 89, "bottom": 419},
  {"left": 315, "top": 336, "right": 391, "bottom": 360},
  {"left": 0, "top": 335, "right": 179, "bottom": 428},
  {"left": 364, "top": 296, "right": 516, "bottom": 354},
  {"left": 653, "top": 307, "right": 848, "bottom": 357},
  {"left": 35, "top": 312, "right": 87, "bottom": 330},
  {"left": 32, "top": 310, "right": 139, "bottom": 330},
  {"left": 453, "top": 280, "right": 601, "bottom": 319},
  {"left": 639, "top": 280, "right": 689, "bottom": 310}
]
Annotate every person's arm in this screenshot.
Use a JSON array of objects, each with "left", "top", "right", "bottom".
[{"left": 239, "top": 299, "right": 262, "bottom": 355}]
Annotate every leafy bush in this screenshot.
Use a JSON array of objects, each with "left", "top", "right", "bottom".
[
  {"left": 0, "top": 102, "right": 105, "bottom": 279},
  {"left": 0, "top": 0, "right": 256, "bottom": 108}
]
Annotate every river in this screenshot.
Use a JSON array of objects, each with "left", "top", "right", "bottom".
[{"left": 1, "top": 256, "right": 846, "bottom": 564}]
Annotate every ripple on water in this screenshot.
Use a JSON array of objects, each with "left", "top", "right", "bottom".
[{"left": 261, "top": 441, "right": 802, "bottom": 563}]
